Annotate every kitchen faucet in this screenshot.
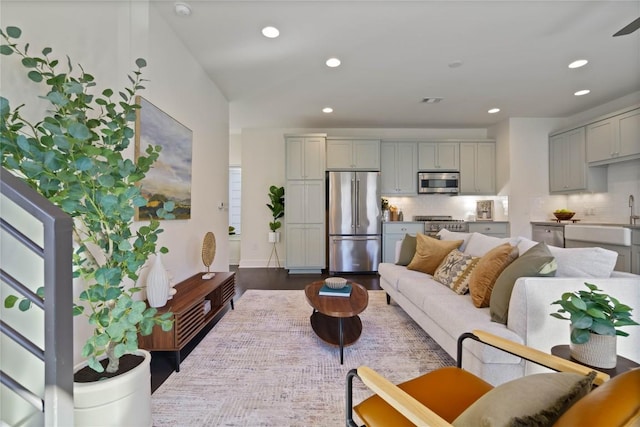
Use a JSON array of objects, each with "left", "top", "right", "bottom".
[{"left": 630, "top": 195, "right": 640, "bottom": 225}]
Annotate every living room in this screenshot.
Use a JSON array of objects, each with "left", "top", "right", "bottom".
[{"left": 1, "top": 0, "right": 639, "bottom": 425}]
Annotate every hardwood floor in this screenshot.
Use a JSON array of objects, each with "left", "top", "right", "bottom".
[{"left": 150, "top": 267, "right": 382, "bottom": 392}]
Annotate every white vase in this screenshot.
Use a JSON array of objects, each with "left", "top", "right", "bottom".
[
  {"left": 570, "top": 332, "right": 617, "bottom": 369},
  {"left": 74, "top": 350, "right": 152, "bottom": 426},
  {"left": 146, "top": 253, "right": 170, "bottom": 308}
]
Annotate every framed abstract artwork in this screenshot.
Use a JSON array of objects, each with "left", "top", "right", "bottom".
[{"left": 135, "top": 96, "right": 192, "bottom": 220}]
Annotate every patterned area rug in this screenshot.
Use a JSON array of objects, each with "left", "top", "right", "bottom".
[{"left": 151, "top": 290, "right": 454, "bottom": 426}]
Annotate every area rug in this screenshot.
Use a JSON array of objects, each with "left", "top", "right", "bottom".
[{"left": 151, "top": 290, "right": 454, "bottom": 426}]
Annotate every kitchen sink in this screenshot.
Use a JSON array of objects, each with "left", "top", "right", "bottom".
[{"left": 564, "top": 225, "right": 631, "bottom": 246}]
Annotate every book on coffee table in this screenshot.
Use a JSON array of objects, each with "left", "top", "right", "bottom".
[{"left": 318, "top": 284, "right": 352, "bottom": 297}]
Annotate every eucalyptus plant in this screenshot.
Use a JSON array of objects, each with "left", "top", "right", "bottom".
[
  {"left": 1, "top": 26, "right": 174, "bottom": 374},
  {"left": 550, "top": 282, "right": 638, "bottom": 344},
  {"left": 266, "top": 185, "right": 285, "bottom": 232}
]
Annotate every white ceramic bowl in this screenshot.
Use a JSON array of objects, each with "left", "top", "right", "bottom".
[{"left": 325, "top": 277, "right": 347, "bottom": 289}]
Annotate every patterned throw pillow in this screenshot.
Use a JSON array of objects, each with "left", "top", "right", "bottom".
[{"left": 433, "top": 249, "right": 480, "bottom": 294}]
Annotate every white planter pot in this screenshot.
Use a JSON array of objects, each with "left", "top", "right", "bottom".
[
  {"left": 570, "top": 333, "right": 617, "bottom": 369},
  {"left": 74, "top": 350, "right": 152, "bottom": 427},
  {"left": 268, "top": 231, "right": 280, "bottom": 243}
]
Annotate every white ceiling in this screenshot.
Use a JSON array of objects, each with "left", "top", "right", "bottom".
[{"left": 154, "top": 1, "right": 640, "bottom": 130}]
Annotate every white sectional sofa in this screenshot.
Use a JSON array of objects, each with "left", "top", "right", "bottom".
[{"left": 378, "top": 230, "right": 640, "bottom": 386}]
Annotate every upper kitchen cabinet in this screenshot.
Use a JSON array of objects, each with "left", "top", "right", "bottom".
[
  {"left": 285, "top": 135, "right": 326, "bottom": 180},
  {"left": 326, "top": 138, "right": 380, "bottom": 170},
  {"left": 381, "top": 142, "right": 417, "bottom": 195},
  {"left": 549, "top": 128, "right": 606, "bottom": 194},
  {"left": 459, "top": 142, "right": 495, "bottom": 195},
  {"left": 418, "top": 142, "right": 459, "bottom": 171},
  {"left": 586, "top": 107, "right": 640, "bottom": 165}
]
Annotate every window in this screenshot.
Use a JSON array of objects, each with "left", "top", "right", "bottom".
[{"left": 228, "top": 167, "right": 241, "bottom": 235}]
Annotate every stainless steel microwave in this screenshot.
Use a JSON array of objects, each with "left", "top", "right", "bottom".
[{"left": 418, "top": 171, "right": 460, "bottom": 194}]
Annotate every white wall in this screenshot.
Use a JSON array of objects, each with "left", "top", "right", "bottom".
[
  {"left": 0, "top": 0, "right": 229, "bottom": 375},
  {"left": 145, "top": 5, "right": 230, "bottom": 282},
  {"left": 499, "top": 118, "right": 565, "bottom": 238}
]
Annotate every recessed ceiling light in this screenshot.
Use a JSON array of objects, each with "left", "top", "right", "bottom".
[
  {"left": 174, "top": 2, "right": 192, "bottom": 16},
  {"left": 568, "top": 59, "right": 588, "bottom": 69},
  {"left": 488, "top": 108, "right": 500, "bottom": 114},
  {"left": 262, "top": 26, "right": 280, "bottom": 38},
  {"left": 421, "top": 97, "right": 443, "bottom": 104},
  {"left": 322, "top": 107, "right": 333, "bottom": 113},
  {"left": 574, "top": 89, "right": 591, "bottom": 96},
  {"left": 326, "top": 58, "right": 341, "bottom": 68}
]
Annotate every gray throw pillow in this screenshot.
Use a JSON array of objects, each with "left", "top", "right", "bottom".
[
  {"left": 490, "top": 242, "right": 557, "bottom": 324},
  {"left": 396, "top": 234, "right": 417, "bottom": 266}
]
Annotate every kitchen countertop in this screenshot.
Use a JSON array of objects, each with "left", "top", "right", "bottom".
[{"left": 530, "top": 221, "right": 640, "bottom": 230}]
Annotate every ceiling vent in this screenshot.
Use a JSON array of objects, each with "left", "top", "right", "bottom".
[{"left": 421, "top": 97, "right": 443, "bottom": 104}]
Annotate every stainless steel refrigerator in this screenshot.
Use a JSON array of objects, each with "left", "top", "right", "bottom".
[{"left": 328, "top": 171, "right": 382, "bottom": 273}]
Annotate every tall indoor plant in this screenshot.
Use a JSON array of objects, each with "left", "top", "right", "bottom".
[
  {"left": 266, "top": 185, "right": 284, "bottom": 243},
  {"left": 551, "top": 282, "right": 638, "bottom": 368},
  {"left": 1, "top": 25, "right": 174, "bottom": 376}
]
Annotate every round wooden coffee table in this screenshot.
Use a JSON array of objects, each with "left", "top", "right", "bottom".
[{"left": 304, "top": 280, "right": 369, "bottom": 364}]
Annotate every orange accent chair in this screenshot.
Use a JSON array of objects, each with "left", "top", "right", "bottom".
[{"left": 346, "top": 330, "right": 640, "bottom": 427}]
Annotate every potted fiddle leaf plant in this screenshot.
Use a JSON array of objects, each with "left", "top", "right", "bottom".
[
  {"left": 550, "top": 282, "right": 639, "bottom": 368},
  {"left": 1, "top": 26, "right": 174, "bottom": 425},
  {"left": 266, "top": 185, "right": 284, "bottom": 243}
]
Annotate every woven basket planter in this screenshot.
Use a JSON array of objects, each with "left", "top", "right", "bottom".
[{"left": 570, "top": 333, "right": 617, "bottom": 369}]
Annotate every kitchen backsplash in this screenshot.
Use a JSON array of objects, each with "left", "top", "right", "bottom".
[{"left": 384, "top": 195, "right": 510, "bottom": 222}]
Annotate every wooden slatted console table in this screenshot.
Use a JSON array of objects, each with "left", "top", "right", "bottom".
[{"left": 139, "top": 271, "right": 235, "bottom": 371}]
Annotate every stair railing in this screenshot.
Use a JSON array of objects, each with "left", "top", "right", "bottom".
[{"left": 1, "top": 167, "right": 74, "bottom": 426}]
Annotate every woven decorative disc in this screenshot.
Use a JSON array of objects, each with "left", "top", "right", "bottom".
[{"left": 202, "top": 232, "right": 216, "bottom": 269}]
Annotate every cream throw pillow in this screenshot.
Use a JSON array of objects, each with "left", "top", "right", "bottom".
[
  {"left": 407, "top": 234, "right": 463, "bottom": 275},
  {"left": 468, "top": 243, "right": 519, "bottom": 308}
]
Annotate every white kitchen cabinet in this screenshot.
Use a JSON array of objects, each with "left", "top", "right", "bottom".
[
  {"left": 468, "top": 222, "right": 509, "bottom": 238},
  {"left": 382, "top": 222, "right": 424, "bottom": 263},
  {"left": 326, "top": 139, "right": 380, "bottom": 170},
  {"left": 418, "top": 142, "right": 459, "bottom": 171},
  {"left": 285, "top": 224, "right": 325, "bottom": 270},
  {"left": 586, "top": 108, "right": 640, "bottom": 165},
  {"left": 285, "top": 180, "right": 324, "bottom": 224},
  {"left": 549, "top": 128, "right": 606, "bottom": 194},
  {"left": 285, "top": 134, "right": 326, "bottom": 273},
  {"left": 285, "top": 179, "right": 325, "bottom": 273},
  {"left": 632, "top": 229, "right": 640, "bottom": 275},
  {"left": 286, "top": 135, "right": 326, "bottom": 180},
  {"left": 381, "top": 142, "right": 417, "bottom": 195},
  {"left": 459, "top": 142, "right": 495, "bottom": 195}
]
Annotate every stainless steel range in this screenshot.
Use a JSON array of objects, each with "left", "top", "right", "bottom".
[{"left": 413, "top": 215, "right": 468, "bottom": 236}]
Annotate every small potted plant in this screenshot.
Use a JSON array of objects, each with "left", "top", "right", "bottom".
[
  {"left": 550, "top": 282, "right": 639, "bottom": 368},
  {"left": 266, "top": 185, "right": 284, "bottom": 243}
]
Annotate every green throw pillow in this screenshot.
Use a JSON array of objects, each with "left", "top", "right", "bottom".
[
  {"left": 453, "top": 371, "right": 596, "bottom": 427},
  {"left": 490, "top": 242, "right": 557, "bottom": 324},
  {"left": 396, "top": 234, "right": 417, "bottom": 266}
]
